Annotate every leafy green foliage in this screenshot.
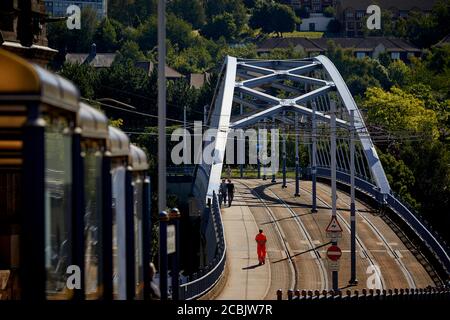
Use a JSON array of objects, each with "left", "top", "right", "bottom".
[
  {"left": 93, "top": 18, "right": 118, "bottom": 52},
  {"left": 114, "top": 41, "right": 146, "bottom": 65},
  {"left": 363, "top": 87, "right": 439, "bottom": 140},
  {"left": 201, "top": 13, "right": 238, "bottom": 41},
  {"left": 47, "top": 6, "right": 98, "bottom": 53},
  {"left": 379, "top": 152, "right": 419, "bottom": 210},
  {"left": 47, "top": 0, "right": 450, "bottom": 243},
  {"left": 169, "top": 0, "right": 206, "bottom": 29},
  {"left": 205, "top": 0, "right": 248, "bottom": 31},
  {"left": 59, "top": 62, "right": 99, "bottom": 99},
  {"left": 249, "top": 1, "right": 299, "bottom": 37},
  {"left": 326, "top": 19, "right": 341, "bottom": 34}
]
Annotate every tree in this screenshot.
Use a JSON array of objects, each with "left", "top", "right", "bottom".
[
  {"left": 169, "top": 0, "right": 206, "bottom": 29},
  {"left": 363, "top": 87, "right": 439, "bottom": 141},
  {"left": 168, "top": 44, "right": 213, "bottom": 73},
  {"left": 205, "top": 0, "right": 248, "bottom": 31},
  {"left": 108, "top": 0, "right": 157, "bottom": 26},
  {"left": 137, "top": 16, "right": 157, "bottom": 52},
  {"left": 323, "top": 6, "right": 335, "bottom": 18},
  {"left": 114, "top": 41, "right": 145, "bottom": 65},
  {"left": 326, "top": 19, "right": 340, "bottom": 34},
  {"left": 250, "top": 2, "right": 298, "bottom": 37},
  {"left": 59, "top": 63, "right": 99, "bottom": 99},
  {"left": 167, "top": 14, "right": 197, "bottom": 50},
  {"left": 400, "top": 141, "right": 450, "bottom": 242},
  {"left": 47, "top": 6, "right": 98, "bottom": 53},
  {"left": 295, "top": 6, "right": 310, "bottom": 19},
  {"left": 346, "top": 74, "right": 380, "bottom": 97},
  {"left": 326, "top": 41, "right": 391, "bottom": 94},
  {"left": 94, "top": 18, "right": 118, "bottom": 52},
  {"left": 201, "top": 13, "right": 238, "bottom": 41},
  {"left": 379, "top": 152, "right": 419, "bottom": 210},
  {"left": 243, "top": 0, "right": 257, "bottom": 8},
  {"left": 404, "top": 11, "right": 437, "bottom": 48},
  {"left": 387, "top": 60, "right": 411, "bottom": 87}
]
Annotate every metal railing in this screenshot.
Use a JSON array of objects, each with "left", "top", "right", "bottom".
[
  {"left": 179, "top": 191, "right": 227, "bottom": 300},
  {"left": 277, "top": 287, "right": 450, "bottom": 301}
]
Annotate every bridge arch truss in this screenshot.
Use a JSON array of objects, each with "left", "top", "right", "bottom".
[{"left": 193, "top": 55, "right": 450, "bottom": 279}]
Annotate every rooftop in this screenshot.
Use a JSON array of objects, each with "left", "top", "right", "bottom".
[
  {"left": 257, "top": 37, "right": 421, "bottom": 53},
  {"left": 336, "top": 0, "right": 437, "bottom": 11}
]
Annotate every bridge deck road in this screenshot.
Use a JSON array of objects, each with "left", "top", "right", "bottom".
[
  {"left": 215, "top": 179, "right": 435, "bottom": 299},
  {"left": 271, "top": 179, "right": 435, "bottom": 289}
]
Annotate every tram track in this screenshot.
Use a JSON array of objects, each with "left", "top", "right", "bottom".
[
  {"left": 289, "top": 182, "right": 387, "bottom": 290},
  {"left": 268, "top": 181, "right": 384, "bottom": 290},
  {"left": 263, "top": 187, "right": 329, "bottom": 291},
  {"left": 237, "top": 181, "right": 297, "bottom": 295},
  {"left": 314, "top": 182, "right": 417, "bottom": 289}
]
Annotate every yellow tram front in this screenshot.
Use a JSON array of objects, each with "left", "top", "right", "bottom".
[{"left": 0, "top": 49, "right": 79, "bottom": 300}]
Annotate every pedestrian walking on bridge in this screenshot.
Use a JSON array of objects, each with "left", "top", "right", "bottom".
[
  {"left": 226, "top": 179, "right": 235, "bottom": 207},
  {"left": 255, "top": 229, "right": 267, "bottom": 265},
  {"left": 219, "top": 178, "right": 227, "bottom": 206}
]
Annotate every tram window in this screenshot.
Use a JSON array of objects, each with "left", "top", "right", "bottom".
[
  {"left": 133, "top": 176, "right": 144, "bottom": 299},
  {"left": 111, "top": 165, "right": 126, "bottom": 300},
  {"left": 44, "top": 117, "right": 72, "bottom": 299},
  {"left": 83, "top": 146, "right": 103, "bottom": 299}
]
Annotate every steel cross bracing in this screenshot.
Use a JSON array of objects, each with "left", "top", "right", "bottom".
[
  {"left": 192, "top": 55, "right": 450, "bottom": 279},
  {"left": 226, "top": 56, "right": 390, "bottom": 194},
  {"left": 200, "top": 56, "right": 391, "bottom": 199}
]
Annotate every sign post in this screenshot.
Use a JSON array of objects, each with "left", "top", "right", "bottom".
[
  {"left": 327, "top": 245, "right": 342, "bottom": 272},
  {"left": 169, "top": 208, "right": 180, "bottom": 300},
  {"left": 167, "top": 225, "right": 176, "bottom": 255},
  {"left": 326, "top": 216, "right": 343, "bottom": 240},
  {"left": 330, "top": 100, "right": 339, "bottom": 291}
]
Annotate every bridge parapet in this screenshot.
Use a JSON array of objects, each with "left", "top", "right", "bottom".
[
  {"left": 276, "top": 287, "right": 450, "bottom": 301},
  {"left": 179, "top": 191, "right": 226, "bottom": 300},
  {"left": 314, "top": 167, "right": 450, "bottom": 277}
]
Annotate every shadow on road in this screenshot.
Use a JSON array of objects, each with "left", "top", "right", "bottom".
[{"left": 242, "top": 263, "right": 262, "bottom": 270}]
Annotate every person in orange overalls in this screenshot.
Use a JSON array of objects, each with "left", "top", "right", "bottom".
[{"left": 255, "top": 229, "right": 267, "bottom": 265}]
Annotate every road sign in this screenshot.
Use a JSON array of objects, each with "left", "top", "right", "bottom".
[
  {"left": 328, "top": 260, "right": 340, "bottom": 272},
  {"left": 326, "top": 216, "right": 343, "bottom": 239},
  {"left": 327, "top": 245, "right": 342, "bottom": 261},
  {"left": 167, "top": 225, "right": 176, "bottom": 254}
]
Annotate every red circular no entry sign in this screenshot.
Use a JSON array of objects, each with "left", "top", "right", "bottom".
[{"left": 327, "top": 245, "right": 342, "bottom": 261}]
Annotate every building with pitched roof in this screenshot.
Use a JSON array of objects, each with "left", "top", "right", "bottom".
[
  {"left": 65, "top": 44, "right": 186, "bottom": 81},
  {"left": 335, "top": 0, "right": 437, "bottom": 37},
  {"left": 257, "top": 36, "right": 421, "bottom": 60}
]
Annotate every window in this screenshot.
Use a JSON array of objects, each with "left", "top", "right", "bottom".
[
  {"left": 391, "top": 52, "right": 400, "bottom": 60},
  {"left": 309, "top": 23, "right": 316, "bottom": 31},
  {"left": 356, "top": 52, "right": 366, "bottom": 59},
  {"left": 112, "top": 166, "right": 126, "bottom": 299},
  {"left": 83, "top": 145, "right": 103, "bottom": 300},
  {"left": 346, "top": 10, "right": 354, "bottom": 19},
  {"left": 347, "top": 22, "right": 355, "bottom": 30},
  {"left": 44, "top": 116, "right": 73, "bottom": 299},
  {"left": 133, "top": 175, "right": 144, "bottom": 299},
  {"left": 356, "top": 11, "right": 364, "bottom": 20}
]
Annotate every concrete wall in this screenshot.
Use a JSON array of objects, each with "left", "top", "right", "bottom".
[{"left": 298, "top": 14, "right": 333, "bottom": 31}]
